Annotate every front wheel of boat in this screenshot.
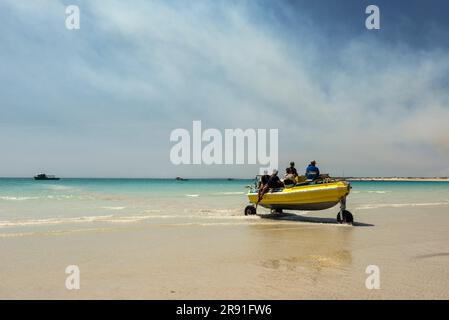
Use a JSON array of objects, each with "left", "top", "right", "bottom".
[{"left": 244, "top": 205, "right": 257, "bottom": 215}]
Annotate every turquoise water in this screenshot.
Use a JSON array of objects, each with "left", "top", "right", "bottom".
[
  {"left": 1, "top": 178, "right": 448, "bottom": 236},
  {"left": 0, "top": 178, "right": 251, "bottom": 198}
]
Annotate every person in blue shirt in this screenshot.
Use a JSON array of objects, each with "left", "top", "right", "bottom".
[{"left": 305, "top": 160, "right": 320, "bottom": 181}]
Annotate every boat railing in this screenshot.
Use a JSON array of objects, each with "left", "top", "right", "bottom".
[{"left": 246, "top": 174, "right": 344, "bottom": 193}]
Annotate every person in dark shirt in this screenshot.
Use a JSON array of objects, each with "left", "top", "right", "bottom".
[
  {"left": 267, "top": 169, "right": 284, "bottom": 189},
  {"left": 257, "top": 170, "right": 270, "bottom": 205},
  {"left": 258, "top": 170, "right": 270, "bottom": 189},
  {"left": 257, "top": 169, "right": 283, "bottom": 205},
  {"left": 289, "top": 162, "right": 298, "bottom": 177},
  {"left": 261, "top": 173, "right": 270, "bottom": 185},
  {"left": 305, "top": 160, "right": 320, "bottom": 181}
]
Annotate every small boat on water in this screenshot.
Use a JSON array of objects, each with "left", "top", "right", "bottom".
[
  {"left": 34, "top": 174, "right": 60, "bottom": 181},
  {"left": 175, "top": 176, "right": 188, "bottom": 181},
  {"left": 245, "top": 175, "right": 353, "bottom": 224}
]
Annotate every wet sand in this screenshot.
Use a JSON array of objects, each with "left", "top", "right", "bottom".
[{"left": 1, "top": 206, "right": 449, "bottom": 299}]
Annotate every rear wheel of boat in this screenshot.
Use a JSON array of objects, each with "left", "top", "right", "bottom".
[
  {"left": 244, "top": 205, "right": 257, "bottom": 215},
  {"left": 343, "top": 210, "right": 354, "bottom": 224},
  {"left": 337, "top": 210, "right": 353, "bottom": 224}
]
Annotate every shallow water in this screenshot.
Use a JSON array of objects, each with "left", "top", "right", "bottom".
[
  {"left": 1, "top": 178, "right": 449, "bottom": 299},
  {"left": 1, "top": 178, "right": 449, "bottom": 237}
]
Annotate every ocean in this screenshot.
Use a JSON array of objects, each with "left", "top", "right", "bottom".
[{"left": 1, "top": 178, "right": 449, "bottom": 238}]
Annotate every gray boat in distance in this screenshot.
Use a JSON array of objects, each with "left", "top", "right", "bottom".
[{"left": 34, "top": 173, "right": 60, "bottom": 181}]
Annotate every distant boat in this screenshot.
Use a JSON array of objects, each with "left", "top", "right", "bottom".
[
  {"left": 175, "top": 177, "right": 188, "bottom": 181},
  {"left": 34, "top": 174, "right": 60, "bottom": 181}
]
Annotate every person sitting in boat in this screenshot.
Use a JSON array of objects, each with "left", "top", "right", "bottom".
[
  {"left": 261, "top": 170, "right": 270, "bottom": 185},
  {"left": 283, "top": 168, "right": 296, "bottom": 187},
  {"left": 267, "top": 169, "right": 284, "bottom": 189},
  {"left": 257, "top": 170, "right": 270, "bottom": 203},
  {"left": 289, "top": 162, "right": 298, "bottom": 177},
  {"left": 257, "top": 169, "right": 283, "bottom": 205},
  {"left": 305, "top": 160, "right": 320, "bottom": 181},
  {"left": 258, "top": 170, "right": 270, "bottom": 190}
]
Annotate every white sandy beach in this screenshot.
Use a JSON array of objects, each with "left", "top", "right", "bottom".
[{"left": 1, "top": 204, "right": 448, "bottom": 299}]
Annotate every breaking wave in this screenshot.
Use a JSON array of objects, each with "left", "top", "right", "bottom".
[
  {"left": 0, "top": 195, "right": 95, "bottom": 201},
  {"left": 0, "top": 196, "right": 40, "bottom": 201},
  {"left": 0, "top": 208, "right": 248, "bottom": 229},
  {"left": 212, "top": 191, "right": 245, "bottom": 195},
  {"left": 357, "top": 201, "right": 449, "bottom": 210}
]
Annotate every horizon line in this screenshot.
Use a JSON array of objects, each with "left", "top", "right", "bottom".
[{"left": 1, "top": 176, "right": 449, "bottom": 180}]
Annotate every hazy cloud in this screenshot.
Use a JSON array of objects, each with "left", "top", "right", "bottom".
[{"left": 1, "top": 0, "right": 448, "bottom": 177}]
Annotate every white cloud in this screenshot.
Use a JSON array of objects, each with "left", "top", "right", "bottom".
[{"left": 0, "top": 0, "right": 448, "bottom": 177}]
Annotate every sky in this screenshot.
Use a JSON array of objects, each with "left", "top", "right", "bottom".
[{"left": 1, "top": 0, "right": 449, "bottom": 178}]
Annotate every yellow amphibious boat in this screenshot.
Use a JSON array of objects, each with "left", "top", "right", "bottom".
[{"left": 245, "top": 176, "right": 354, "bottom": 224}]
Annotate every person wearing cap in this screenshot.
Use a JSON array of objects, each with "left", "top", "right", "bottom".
[
  {"left": 267, "top": 169, "right": 284, "bottom": 189},
  {"left": 305, "top": 160, "right": 320, "bottom": 181}
]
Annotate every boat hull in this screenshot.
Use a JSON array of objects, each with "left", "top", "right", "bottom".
[{"left": 247, "top": 181, "right": 350, "bottom": 211}]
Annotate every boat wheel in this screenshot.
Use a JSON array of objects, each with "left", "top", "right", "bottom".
[
  {"left": 337, "top": 210, "right": 354, "bottom": 224},
  {"left": 343, "top": 210, "right": 354, "bottom": 224},
  {"left": 337, "top": 212, "right": 342, "bottom": 223},
  {"left": 244, "top": 205, "right": 257, "bottom": 215}
]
